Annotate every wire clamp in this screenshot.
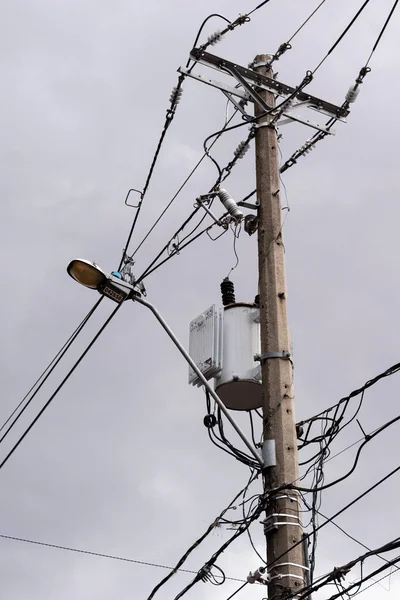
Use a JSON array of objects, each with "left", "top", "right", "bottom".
[{"left": 254, "top": 352, "right": 291, "bottom": 363}]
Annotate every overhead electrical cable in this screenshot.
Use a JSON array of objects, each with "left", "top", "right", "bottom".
[
  {"left": 118, "top": 10, "right": 257, "bottom": 269},
  {"left": 0, "top": 303, "right": 123, "bottom": 471},
  {"left": 0, "top": 533, "right": 246, "bottom": 582},
  {"left": 312, "top": 0, "right": 373, "bottom": 74},
  {"left": 280, "top": 0, "right": 399, "bottom": 173},
  {"left": 264, "top": 462, "right": 400, "bottom": 576},
  {"left": 129, "top": 110, "right": 239, "bottom": 259},
  {"left": 171, "top": 498, "right": 265, "bottom": 600},
  {"left": 145, "top": 471, "right": 258, "bottom": 600},
  {"left": 303, "top": 499, "right": 400, "bottom": 576},
  {"left": 0, "top": 297, "right": 104, "bottom": 445}
]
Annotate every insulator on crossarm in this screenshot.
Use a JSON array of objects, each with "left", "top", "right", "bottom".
[
  {"left": 207, "top": 30, "right": 224, "bottom": 46},
  {"left": 169, "top": 86, "right": 183, "bottom": 106},
  {"left": 234, "top": 140, "right": 250, "bottom": 159},
  {"left": 345, "top": 85, "right": 360, "bottom": 104}
]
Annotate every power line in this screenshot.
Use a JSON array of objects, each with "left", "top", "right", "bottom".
[
  {"left": 0, "top": 302, "right": 123, "bottom": 471},
  {"left": 0, "top": 297, "right": 103, "bottom": 445},
  {"left": 365, "top": 0, "right": 399, "bottom": 66},
  {"left": 0, "top": 533, "right": 245, "bottom": 583},
  {"left": 146, "top": 471, "right": 258, "bottom": 600},
  {"left": 118, "top": 10, "right": 257, "bottom": 269},
  {"left": 264, "top": 461, "right": 400, "bottom": 576},
  {"left": 129, "top": 110, "right": 239, "bottom": 259},
  {"left": 298, "top": 360, "right": 400, "bottom": 432},
  {"left": 312, "top": 0, "right": 373, "bottom": 74},
  {"left": 295, "top": 414, "right": 400, "bottom": 493}
]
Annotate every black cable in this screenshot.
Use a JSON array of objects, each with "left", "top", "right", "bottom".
[
  {"left": 290, "top": 537, "right": 400, "bottom": 600},
  {"left": 130, "top": 110, "right": 238, "bottom": 259},
  {"left": 264, "top": 462, "right": 400, "bottom": 580},
  {"left": 304, "top": 499, "right": 400, "bottom": 576},
  {"left": 189, "top": 14, "right": 231, "bottom": 60},
  {"left": 224, "top": 582, "right": 249, "bottom": 599},
  {"left": 172, "top": 497, "right": 264, "bottom": 600},
  {"left": 312, "top": 0, "right": 373, "bottom": 74},
  {"left": 145, "top": 472, "right": 258, "bottom": 600},
  {"left": 118, "top": 10, "right": 256, "bottom": 268},
  {"left": 298, "top": 361, "right": 400, "bottom": 431},
  {"left": 365, "top": 0, "right": 399, "bottom": 66},
  {"left": 288, "top": 0, "right": 329, "bottom": 43},
  {"left": 349, "top": 565, "right": 396, "bottom": 598},
  {"left": 296, "top": 413, "right": 400, "bottom": 493},
  {"left": 0, "top": 297, "right": 103, "bottom": 445},
  {"left": 0, "top": 302, "right": 122, "bottom": 471},
  {"left": 0, "top": 533, "right": 246, "bottom": 582},
  {"left": 279, "top": 0, "right": 399, "bottom": 175},
  {"left": 317, "top": 554, "right": 400, "bottom": 600},
  {"left": 136, "top": 72, "right": 312, "bottom": 284},
  {"left": 247, "top": 0, "right": 272, "bottom": 16}
]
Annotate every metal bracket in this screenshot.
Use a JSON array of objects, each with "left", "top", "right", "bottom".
[
  {"left": 221, "top": 90, "right": 252, "bottom": 121},
  {"left": 254, "top": 351, "right": 291, "bottom": 362},
  {"left": 189, "top": 48, "right": 349, "bottom": 120},
  {"left": 177, "top": 66, "right": 250, "bottom": 101},
  {"left": 262, "top": 440, "right": 276, "bottom": 467},
  {"left": 237, "top": 200, "right": 259, "bottom": 210},
  {"left": 195, "top": 198, "right": 222, "bottom": 225}
]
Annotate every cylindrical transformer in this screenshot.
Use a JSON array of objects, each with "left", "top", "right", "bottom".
[{"left": 215, "top": 303, "right": 262, "bottom": 410}]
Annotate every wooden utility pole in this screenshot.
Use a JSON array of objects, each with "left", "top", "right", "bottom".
[{"left": 254, "top": 54, "right": 306, "bottom": 600}]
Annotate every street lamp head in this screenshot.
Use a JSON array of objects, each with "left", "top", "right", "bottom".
[
  {"left": 67, "top": 258, "right": 135, "bottom": 303},
  {"left": 67, "top": 259, "right": 108, "bottom": 290}
]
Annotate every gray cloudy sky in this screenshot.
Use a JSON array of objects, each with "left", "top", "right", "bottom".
[{"left": 1, "top": 0, "right": 400, "bottom": 598}]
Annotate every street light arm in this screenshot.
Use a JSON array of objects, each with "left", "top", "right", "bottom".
[{"left": 133, "top": 294, "right": 263, "bottom": 467}]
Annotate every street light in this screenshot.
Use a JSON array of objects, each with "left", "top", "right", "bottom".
[
  {"left": 66, "top": 259, "right": 133, "bottom": 304},
  {"left": 66, "top": 258, "right": 263, "bottom": 466}
]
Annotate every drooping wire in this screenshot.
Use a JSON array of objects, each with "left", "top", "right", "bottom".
[
  {"left": 118, "top": 10, "right": 257, "bottom": 269},
  {"left": 171, "top": 495, "right": 265, "bottom": 600},
  {"left": 263, "top": 462, "right": 400, "bottom": 578},
  {"left": 0, "top": 533, "right": 246, "bottom": 582},
  {"left": 145, "top": 471, "right": 258, "bottom": 600},
  {"left": 130, "top": 110, "right": 238, "bottom": 259},
  {"left": 280, "top": 0, "right": 399, "bottom": 173},
  {"left": 227, "top": 222, "right": 241, "bottom": 277},
  {"left": 0, "top": 302, "right": 123, "bottom": 471},
  {"left": 0, "top": 297, "right": 104, "bottom": 445},
  {"left": 135, "top": 74, "right": 314, "bottom": 285},
  {"left": 301, "top": 496, "right": 400, "bottom": 576}
]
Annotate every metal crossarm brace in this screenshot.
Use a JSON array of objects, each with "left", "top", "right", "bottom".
[{"left": 189, "top": 48, "right": 349, "bottom": 120}]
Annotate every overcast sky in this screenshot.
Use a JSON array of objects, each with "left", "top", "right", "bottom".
[{"left": 1, "top": 1, "right": 400, "bottom": 598}]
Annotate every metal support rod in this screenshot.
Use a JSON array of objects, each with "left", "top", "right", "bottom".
[
  {"left": 132, "top": 295, "right": 263, "bottom": 467},
  {"left": 195, "top": 199, "right": 222, "bottom": 225}
]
